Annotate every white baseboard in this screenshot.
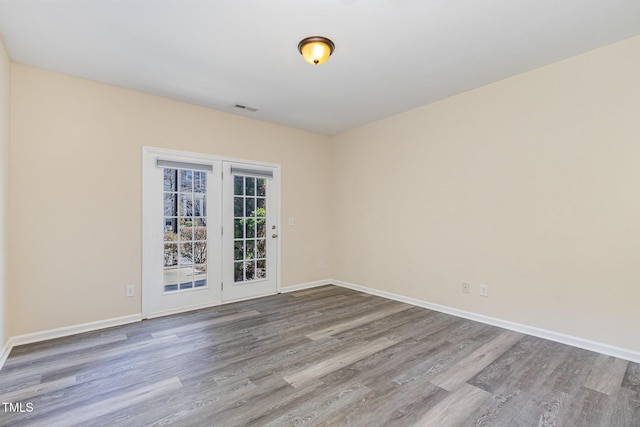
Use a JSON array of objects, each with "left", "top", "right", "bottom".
[
  {"left": 3, "top": 278, "right": 637, "bottom": 371},
  {"left": 0, "top": 280, "right": 331, "bottom": 370},
  {"left": 144, "top": 301, "right": 223, "bottom": 319},
  {"left": 332, "top": 279, "right": 640, "bottom": 364},
  {"left": 10, "top": 314, "right": 143, "bottom": 347},
  {"left": 0, "top": 314, "right": 142, "bottom": 370},
  {"left": 280, "top": 279, "right": 332, "bottom": 293}
]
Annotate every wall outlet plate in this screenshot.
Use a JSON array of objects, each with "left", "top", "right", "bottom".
[
  {"left": 461, "top": 282, "right": 470, "bottom": 293},
  {"left": 479, "top": 284, "right": 488, "bottom": 297}
]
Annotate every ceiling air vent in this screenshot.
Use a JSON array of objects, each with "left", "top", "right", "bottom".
[{"left": 234, "top": 104, "right": 259, "bottom": 112}]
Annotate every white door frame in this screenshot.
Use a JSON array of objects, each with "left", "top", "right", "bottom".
[
  {"left": 142, "top": 146, "right": 281, "bottom": 318},
  {"left": 221, "top": 161, "right": 280, "bottom": 302}
]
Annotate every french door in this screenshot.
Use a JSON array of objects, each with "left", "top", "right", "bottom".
[
  {"left": 142, "top": 147, "right": 280, "bottom": 318},
  {"left": 222, "top": 163, "right": 279, "bottom": 301}
]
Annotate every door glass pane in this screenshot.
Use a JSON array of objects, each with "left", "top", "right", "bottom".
[
  {"left": 234, "top": 219, "right": 243, "bottom": 238},
  {"left": 164, "top": 169, "right": 177, "bottom": 191},
  {"left": 179, "top": 194, "right": 194, "bottom": 216},
  {"left": 194, "top": 222, "right": 207, "bottom": 241},
  {"left": 234, "top": 176, "right": 244, "bottom": 196},
  {"left": 164, "top": 193, "right": 177, "bottom": 216},
  {"left": 245, "top": 261, "right": 255, "bottom": 281},
  {"left": 179, "top": 170, "right": 193, "bottom": 192},
  {"left": 256, "top": 198, "right": 266, "bottom": 213},
  {"left": 245, "top": 220, "right": 255, "bottom": 239},
  {"left": 179, "top": 220, "right": 193, "bottom": 241},
  {"left": 234, "top": 240, "right": 243, "bottom": 261},
  {"left": 193, "top": 241, "right": 207, "bottom": 265},
  {"left": 245, "top": 177, "right": 255, "bottom": 196},
  {"left": 256, "top": 178, "right": 266, "bottom": 197},
  {"left": 256, "top": 221, "right": 266, "bottom": 238},
  {"left": 245, "top": 198, "right": 255, "bottom": 217},
  {"left": 180, "top": 279, "right": 193, "bottom": 290},
  {"left": 234, "top": 262, "right": 243, "bottom": 282},
  {"left": 246, "top": 239, "right": 255, "bottom": 260},
  {"left": 232, "top": 173, "right": 268, "bottom": 283},
  {"left": 234, "top": 197, "right": 243, "bottom": 217},
  {"left": 164, "top": 243, "right": 178, "bottom": 267},
  {"left": 194, "top": 172, "right": 207, "bottom": 193},
  {"left": 180, "top": 243, "right": 195, "bottom": 266},
  {"left": 163, "top": 167, "right": 209, "bottom": 293},
  {"left": 194, "top": 195, "right": 206, "bottom": 216},
  {"left": 256, "top": 259, "right": 266, "bottom": 279},
  {"left": 256, "top": 239, "right": 266, "bottom": 258},
  {"left": 194, "top": 265, "right": 207, "bottom": 287},
  {"left": 164, "top": 268, "right": 178, "bottom": 292},
  {"left": 164, "top": 218, "right": 178, "bottom": 235}
]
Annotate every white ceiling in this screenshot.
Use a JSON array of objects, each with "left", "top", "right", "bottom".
[{"left": 1, "top": 1, "right": 639, "bottom": 135}]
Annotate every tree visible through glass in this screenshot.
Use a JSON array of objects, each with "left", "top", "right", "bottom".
[
  {"left": 234, "top": 175, "right": 267, "bottom": 283},
  {"left": 163, "top": 168, "right": 208, "bottom": 292}
]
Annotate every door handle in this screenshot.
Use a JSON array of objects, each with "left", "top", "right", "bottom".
[{"left": 272, "top": 234, "right": 278, "bottom": 238}]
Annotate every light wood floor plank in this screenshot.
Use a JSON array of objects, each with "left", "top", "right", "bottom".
[
  {"left": 263, "top": 382, "right": 372, "bottom": 427},
  {"left": 325, "top": 375, "right": 448, "bottom": 426},
  {"left": 29, "top": 377, "right": 183, "bottom": 427},
  {"left": 283, "top": 337, "right": 397, "bottom": 387},
  {"left": 622, "top": 362, "right": 640, "bottom": 393},
  {"left": 584, "top": 353, "right": 629, "bottom": 395},
  {"left": 511, "top": 389, "right": 570, "bottom": 427},
  {"left": 413, "top": 383, "right": 491, "bottom": 427},
  {"left": 461, "top": 388, "right": 528, "bottom": 427},
  {"left": 541, "top": 345, "right": 599, "bottom": 396},
  {"left": 556, "top": 386, "right": 609, "bottom": 426},
  {"left": 151, "top": 309, "right": 261, "bottom": 338},
  {"left": 0, "top": 374, "right": 42, "bottom": 395},
  {"left": 601, "top": 387, "right": 640, "bottom": 427},
  {"left": 1, "top": 334, "right": 179, "bottom": 385},
  {"left": 0, "top": 376, "right": 76, "bottom": 403},
  {"left": 430, "top": 330, "right": 524, "bottom": 391},
  {"left": 3, "top": 334, "right": 128, "bottom": 368},
  {"left": 306, "top": 303, "right": 411, "bottom": 340}
]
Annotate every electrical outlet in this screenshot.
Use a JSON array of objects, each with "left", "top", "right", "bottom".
[
  {"left": 479, "top": 284, "right": 488, "bottom": 297},
  {"left": 126, "top": 285, "right": 135, "bottom": 297},
  {"left": 319, "top": 261, "right": 325, "bottom": 269},
  {"left": 461, "top": 282, "right": 470, "bottom": 293}
]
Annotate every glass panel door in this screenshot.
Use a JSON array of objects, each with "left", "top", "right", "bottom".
[
  {"left": 163, "top": 168, "right": 208, "bottom": 292},
  {"left": 232, "top": 175, "right": 268, "bottom": 283},
  {"left": 143, "top": 149, "right": 279, "bottom": 316},
  {"left": 223, "top": 163, "right": 278, "bottom": 301},
  {"left": 142, "top": 149, "right": 222, "bottom": 318}
]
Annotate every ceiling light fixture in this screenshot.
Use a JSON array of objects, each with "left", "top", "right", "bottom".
[{"left": 298, "top": 36, "right": 335, "bottom": 65}]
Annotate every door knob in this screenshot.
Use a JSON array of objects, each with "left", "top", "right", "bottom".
[{"left": 272, "top": 233, "right": 278, "bottom": 238}]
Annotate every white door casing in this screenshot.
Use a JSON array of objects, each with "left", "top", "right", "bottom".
[
  {"left": 142, "top": 147, "right": 280, "bottom": 318},
  {"left": 222, "top": 162, "right": 280, "bottom": 302}
]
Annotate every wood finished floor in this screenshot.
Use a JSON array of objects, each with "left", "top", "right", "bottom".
[{"left": 1, "top": 285, "right": 639, "bottom": 426}]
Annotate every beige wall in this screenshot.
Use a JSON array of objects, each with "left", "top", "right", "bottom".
[
  {"left": 7, "top": 35, "right": 640, "bottom": 354},
  {"left": 332, "top": 36, "right": 640, "bottom": 352},
  {"left": 0, "top": 39, "right": 10, "bottom": 348},
  {"left": 9, "top": 64, "right": 332, "bottom": 336}
]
